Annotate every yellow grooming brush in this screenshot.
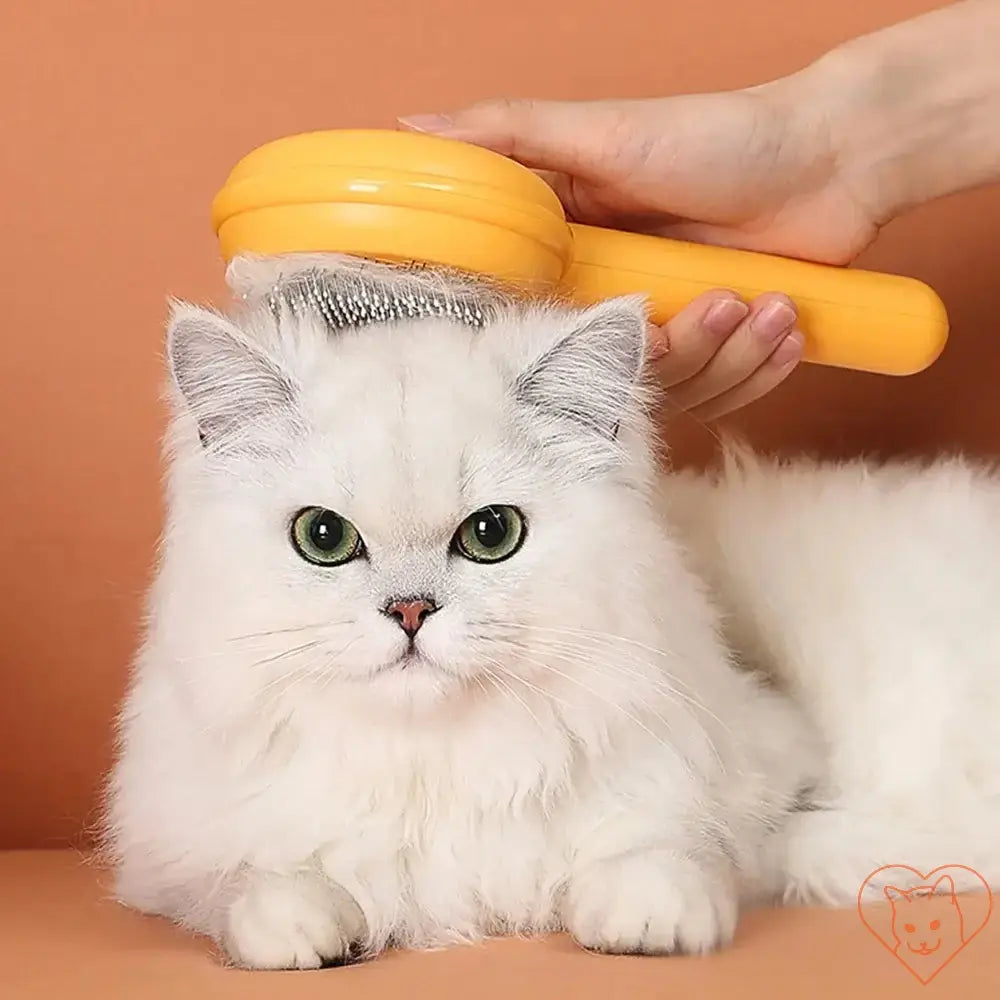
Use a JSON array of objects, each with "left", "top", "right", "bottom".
[{"left": 211, "top": 129, "right": 948, "bottom": 375}]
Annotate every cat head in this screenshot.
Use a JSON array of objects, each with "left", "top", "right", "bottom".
[
  {"left": 156, "top": 255, "right": 667, "bottom": 716},
  {"left": 885, "top": 876, "right": 965, "bottom": 956}
]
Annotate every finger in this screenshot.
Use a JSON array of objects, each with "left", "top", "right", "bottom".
[
  {"left": 664, "top": 293, "right": 798, "bottom": 411},
  {"left": 397, "top": 99, "right": 637, "bottom": 176},
  {"left": 686, "top": 331, "right": 803, "bottom": 422},
  {"left": 650, "top": 290, "right": 751, "bottom": 386}
]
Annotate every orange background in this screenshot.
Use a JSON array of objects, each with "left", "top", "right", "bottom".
[{"left": 1, "top": 0, "right": 997, "bottom": 849}]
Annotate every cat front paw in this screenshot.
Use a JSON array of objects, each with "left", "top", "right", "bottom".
[
  {"left": 221, "top": 870, "right": 367, "bottom": 970},
  {"left": 563, "top": 851, "right": 738, "bottom": 955}
]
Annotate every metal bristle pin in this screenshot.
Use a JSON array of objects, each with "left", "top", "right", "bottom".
[{"left": 264, "top": 270, "right": 487, "bottom": 331}]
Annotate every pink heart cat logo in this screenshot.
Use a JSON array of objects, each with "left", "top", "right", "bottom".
[{"left": 857, "top": 865, "right": 992, "bottom": 984}]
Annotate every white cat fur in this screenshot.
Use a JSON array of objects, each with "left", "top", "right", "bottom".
[
  {"left": 104, "top": 255, "right": 998, "bottom": 968},
  {"left": 662, "top": 449, "right": 1000, "bottom": 904}
]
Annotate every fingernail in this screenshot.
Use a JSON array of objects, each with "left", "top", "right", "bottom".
[
  {"left": 704, "top": 297, "right": 749, "bottom": 335},
  {"left": 755, "top": 299, "right": 797, "bottom": 340},
  {"left": 772, "top": 330, "right": 804, "bottom": 366},
  {"left": 397, "top": 114, "right": 454, "bottom": 134},
  {"left": 647, "top": 325, "right": 670, "bottom": 360}
]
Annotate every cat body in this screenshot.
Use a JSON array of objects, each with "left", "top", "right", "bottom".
[
  {"left": 105, "top": 256, "right": 999, "bottom": 968},
  {"left": 664, "top": 453, "right": 1000, "bottom": 903}
]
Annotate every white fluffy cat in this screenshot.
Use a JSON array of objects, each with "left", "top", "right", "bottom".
[{"left": 104, "top": 256, "right": 1000, "bottom": 969}]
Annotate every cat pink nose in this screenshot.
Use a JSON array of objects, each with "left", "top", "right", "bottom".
[{"left": 383, "top": 597, "right": 438, "bottom": 637}]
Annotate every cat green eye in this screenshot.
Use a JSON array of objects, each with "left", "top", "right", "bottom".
[
  {"left": 290, "top": 507, "right": 363, "bottom": 566},
  {"left": 452, "top": 505, "right": 526, "bottom": 564}
]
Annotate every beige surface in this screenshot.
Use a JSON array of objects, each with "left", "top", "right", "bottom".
[{"left": 2, "top": 851, "right": 998, "bottom": 999}]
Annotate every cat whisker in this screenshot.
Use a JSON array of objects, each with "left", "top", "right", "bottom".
[
  {"left": 252, "top": 636, "right": 361, "bottom": 712},
  {"left": 491, "top": 646, "right": 678, "bottom": 758},
  {"left": 517, "top": 635, "right": 732, "bottom": 738},
  {"left": 486, "top": 661, "right": 573, "bottom": 712},
  {"left": 478, "top": 620, "right": 726, "bottom": 724},
  {"left": 479, "top": 661, "right": 548, "bottom": 732},
  {"left": 476, "top": 671, "right": 516, "bottom": 717},
  {"left": 248, "top": 639, "right": 326, "bottom": 670},
  {"left": 227, "top": 621, "right": 356, "bottom": 644},
  {"left": 315, "top": 639, "right": 361, "bottom": 694},
  {"left": 483, "top": 621, "right": 703, "bottom": 695},
  {"left": 483, "top": 629, "right": 704, "bottom": 713},
  {"left": 518, "top": 641, "right": 728, "bottom": 772},
  {"left": 658, "top": 387, "right": 726, "bottom": 446},
  {"left": 254, "top": 661, "right": 321, "bottom": 707},
  {"left": 470, "top": 672, "right": 492, "bottom": 701},
  {"left": 480, "top": 636, "right": 725, "bottom": 774},
  {"left": 177, "top": 631, "right": 352, "bottom": 670}
]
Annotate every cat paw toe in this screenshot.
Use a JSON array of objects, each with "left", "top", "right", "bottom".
[
  {"left": 564, "top": 852, "right": 737, "bottom": 956},
  {"left": 221, "top": 871, "right": 367, "bottom": 970}
]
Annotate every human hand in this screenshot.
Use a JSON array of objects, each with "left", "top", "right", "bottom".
[
  {"left": 399, "top": 82, "right": 879, "bottom": 267},
  {"left": 648, "top": 290, "right": 801, "bottom": 422},
  {"left": 398, "top": 86, "right": 852, "bottom": 418},
  {"left": 399, "top": 1, "right": 1000, "bottom": 417}
]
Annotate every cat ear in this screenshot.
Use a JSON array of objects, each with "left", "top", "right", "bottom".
[
  {"left": 931, "top": 874, "right": 957, "bottom": 900},
  {"left": 884, "top": 885, "right": 905, "bottom": 903},
  {"left": 513, "top": 296, "right": 648, "bottom": 438},
  {"left": 166, "top": 301, "right": 296, "bottom": 450}
]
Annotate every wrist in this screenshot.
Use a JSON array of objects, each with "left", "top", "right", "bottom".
[
  {"left": 783, "top": 1, "right": 1000, "bottom": 226},
  {"left": 791, "top": 45, "right": 908, "bottom": 226}
]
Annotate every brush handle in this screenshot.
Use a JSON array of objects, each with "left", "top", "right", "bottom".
[{"left": 566, "top": 224, "right": 948, "bottom": 376}]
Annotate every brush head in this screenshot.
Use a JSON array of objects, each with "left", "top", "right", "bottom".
[
  {"left": 225, "top": 252, "right": 518, "bottom": 333},
  {"left": 211, "top": 130, "right": 573, "bottom": 291},
  {"left": 266, "top": 270, "right": 488, "bottom": 331}
]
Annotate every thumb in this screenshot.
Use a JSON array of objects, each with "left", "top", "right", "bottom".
[{"left": 397, "top": 98, "right": 639, "bottom": 178}]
